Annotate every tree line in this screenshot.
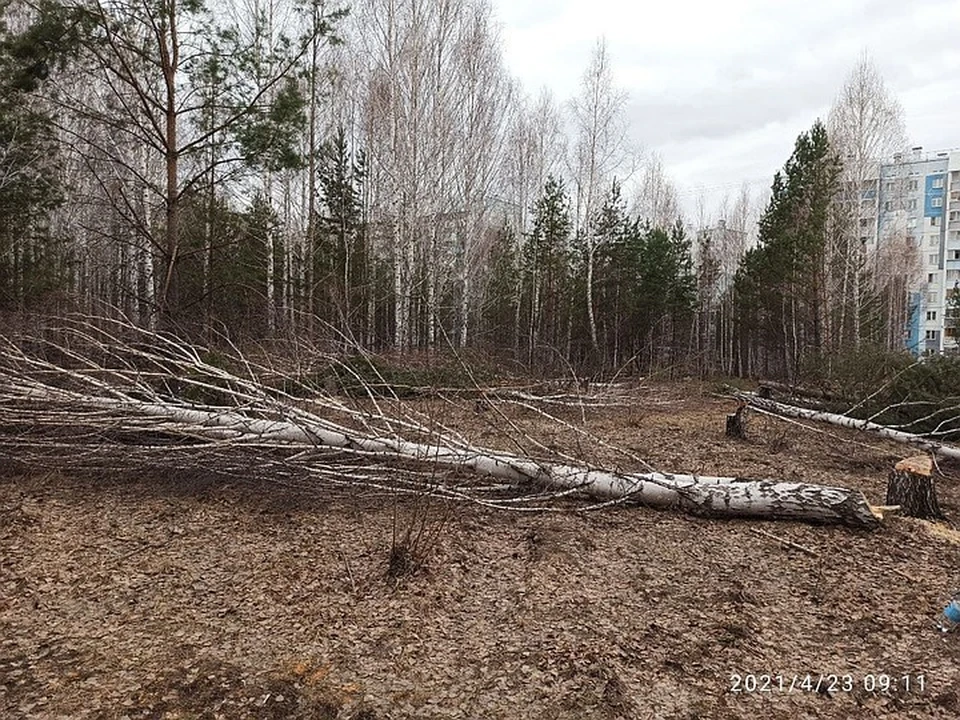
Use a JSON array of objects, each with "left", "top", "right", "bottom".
[{"left": 1, "top": 1, "right": 918, "bottom": 380}]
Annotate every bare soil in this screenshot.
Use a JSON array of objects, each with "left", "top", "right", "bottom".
[{"left": 2, "top": 382, "right": 960, "bottom": 719}]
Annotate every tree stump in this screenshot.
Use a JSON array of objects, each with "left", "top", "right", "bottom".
[
  {"left": 725, "top": 402, "right": 747, "bottom": 439},
  {"left": 886, "top": 455, "right": 943, "bottom": 520}
]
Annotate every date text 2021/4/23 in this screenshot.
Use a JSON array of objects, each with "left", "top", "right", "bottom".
[{"left": 729, "top": 673, "right": 926, "bottom": 694}]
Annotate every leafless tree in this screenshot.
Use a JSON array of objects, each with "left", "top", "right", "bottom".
[
  {"left": 0, "top": 316, "right": 884, "bottom": 528},
  {"left": 569, "top": 38, "right": 630, "bottom": 356},
  {"left": 631, "top": 152, "right": 680, "bottom": 230},
  {"left": 354, "top": 0, "right": 511, "bottom": 351},
  {"left": 827, "top": 52, "right": 909, "bottom": 349}
]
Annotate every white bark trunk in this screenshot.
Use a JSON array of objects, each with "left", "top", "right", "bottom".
[
  {"left": 739, "top": 391, "right": 960, "bottom": 461},
  {"left": 13, "top": 384, "right": 881, "bottom": 528}
]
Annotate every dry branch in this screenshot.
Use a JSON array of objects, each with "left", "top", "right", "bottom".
[
  {"left": 749, "top": 527, "right": 818, "bottom": 557},
  {"left": 0, "top": 319, "right": 883, "bottom": 528}
]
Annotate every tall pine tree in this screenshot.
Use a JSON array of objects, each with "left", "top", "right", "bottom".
[{"left": 735, "top": 120, "right": 840, "bottom": 379}]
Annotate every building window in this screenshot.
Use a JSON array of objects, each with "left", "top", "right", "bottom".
[
  {"left": 909, "top": 218, "right": 918, "bottom": 228},
  {"left": 928, "top": 292, "right": 938, "bottom": 304},
  {"left": 933, "top": 216, "right": 941, "bottom": 226},
  {"left": 909, "top": 180, "right": 919, "bottom": 191},
  {"left": 933, "top": 197, "right": 944, "bottom": 208},
  {"left": 926, "top": 330, "right": 938, "bottom": 340},
  {"left": 952, "top": 211, "right": 960, "bottom": 222},
  {"left": 952, "top": 250, "right": 960, "bottom": 260},
  {"left": 886, "top": 182, "right": 895, "bottom": 192},
  {"left": 929, "top": 273, "right": 937, "bottom": 283},
  {"left": 930, "top": 254, "right": 939, "bottom": 264},
  {"left": 928, "top": 311, "right": 938, "bottom": 321},
  {"left": 933, "top": 177, "right": 945, "bottom": 189},
  {"left": 909, "top": 199, "right": 918, "bottom": 210},
  {"left": 885, "top": 201, "right": 893, "bottom": 211}
]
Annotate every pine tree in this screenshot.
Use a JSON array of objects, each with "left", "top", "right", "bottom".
[
  {"left": 593, "top": 181, "right": 632, "bottom": 368},
  {"left": 735, "top": 120, "right": 841, "bottom": 379},
  {"left": 481, "top": 224, "right": 522, "bottom": 353},
  {"left": 315, "top": 125, "right": 366, "bottom": 342},
  {"left": 632, "top": 220, "right": 696, "bottom": 368},
  {"left": 0, "top": 4, "right": 66, "bottom": 310},
  {"left": 522, "top": 176, "right": 572, "bottom": 366}
]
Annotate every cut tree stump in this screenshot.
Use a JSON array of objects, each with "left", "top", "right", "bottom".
[
  {"left": 886, "top": 455, "right": 943, "bottom": 520},
  {"left": 726, "top": 401, "right": 748, "bottom": 439}
]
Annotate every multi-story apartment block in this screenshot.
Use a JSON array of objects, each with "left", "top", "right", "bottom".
[{"left": 870, "top": 147, "right": 960, "bottom": 355}]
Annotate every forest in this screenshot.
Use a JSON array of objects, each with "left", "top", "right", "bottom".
[
  {"left": 5, "top": 3, "right": 960, "bottom": 718},
  {"left": 0, "top": 0, "right": 936, "bottom": 383}
]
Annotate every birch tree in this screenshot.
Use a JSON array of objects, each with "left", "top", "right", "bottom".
[
  {"left": 569, "top": 39, "right": 630, "bottom": 358},
  {"left": 632, "top": 152, "right": 680, "bottom": 230},
  {"left": 827, "top": 53, "right": 908, "bottom": 350},
  {"left": 449, "top": 0, "right": 509, "bottom": 347}
]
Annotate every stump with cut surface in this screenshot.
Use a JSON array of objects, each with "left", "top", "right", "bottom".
[
  {"left": 886, "top": 455, "right": 943, "bottom": 520},
  {"left": 726, "top": 402, "right": 748, "bottom": 439}
]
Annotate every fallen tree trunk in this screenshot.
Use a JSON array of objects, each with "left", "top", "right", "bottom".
[
  {"left": 758, "top": 380, "right": 848, "bottom": 404},
  {"left": 5, "top": 387, "right": 883, "bottom": 528},
  {"left": 734, "top": 390, "right": 960, "bottom": 462},
  {"left": 0, "top": 324, "right": 883, "bottom": 528}
]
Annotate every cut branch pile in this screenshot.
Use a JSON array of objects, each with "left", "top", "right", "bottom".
[{"left": 0, "top": 318, "right": 881, "bottom": 528}]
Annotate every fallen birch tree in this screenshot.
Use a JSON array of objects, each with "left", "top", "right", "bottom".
[
  {"left": 0, "top": 319, "right": 882, "bottom": 528},
  {"left": 733, "top": 389, "right": 960, "bottom": 461}
]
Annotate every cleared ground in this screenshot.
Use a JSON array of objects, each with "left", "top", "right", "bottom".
[{"left": 2, "top": 382, "right": 960, "bottom": 719}]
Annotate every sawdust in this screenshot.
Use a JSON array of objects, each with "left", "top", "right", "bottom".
[{"left": 2, "top": 382, "right": 960, "bottom": 719}]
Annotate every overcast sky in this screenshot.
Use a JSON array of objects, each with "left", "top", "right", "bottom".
[{"left": 491, "top": 0, "right": 960, "bottom": 221}]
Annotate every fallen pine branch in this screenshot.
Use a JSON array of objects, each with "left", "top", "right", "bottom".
[{"left": 0, "top": 319, "right": 883, "bottom": 528}]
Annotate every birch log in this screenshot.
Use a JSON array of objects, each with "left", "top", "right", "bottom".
[
  {"left": 0, "top": 331, "right": 883, "bottom": 529},
  {"left": 735, "top": 391, "right": 960, "bottom": 461},
  {"left": 5, "top": 383, "right": 882, "bottom": 529}
]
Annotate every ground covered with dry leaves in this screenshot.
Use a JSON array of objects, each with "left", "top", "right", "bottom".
[{"left": 2, "top": 382, "right": 960, "bottom": 719}]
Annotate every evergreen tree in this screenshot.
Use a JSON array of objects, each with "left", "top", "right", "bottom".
[
  {"left": 0, "top": 3, "right": 67, "bottom": 310},
  {"left": 631, "top": 219, "right": 696, "bottom": 368},
  {"left": 522, "top": 176, "right": 572, "bottom": 366},
  {"left": 593, "top": 181, "right": 633, "bottom": 367},
  {"left": 315, "top": 125, "right": 366, "bottom": 341},
  {"left": 6, "top": 0, "right": 343, "bottom": 328},
  {"left": 734, "top": 120, "right": 841, "bottom": 379},
  {"left": 481, "top": 224, "right": 522, "bottom": 353}
]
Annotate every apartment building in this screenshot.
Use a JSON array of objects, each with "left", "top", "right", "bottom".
[{"left": 869, "top": 147, "right": 960, "bottom": 355}]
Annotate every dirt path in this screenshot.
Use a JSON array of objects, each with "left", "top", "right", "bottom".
[{"left": 2, "top": 386, "right": 960, "bottom": 718}]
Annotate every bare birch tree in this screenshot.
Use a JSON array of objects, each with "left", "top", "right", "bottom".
[
  {"left": 631, "top": 152, "right": 680, "bottom": 230},
  {"left": 450, "top": 0, "right": 510, "bottom": 347},
  {"left": 569, "top": 38, "right": 630, "bottom": 357},
  {"left": 827, "top": 52, "right": 909, "bottom": 349}
]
